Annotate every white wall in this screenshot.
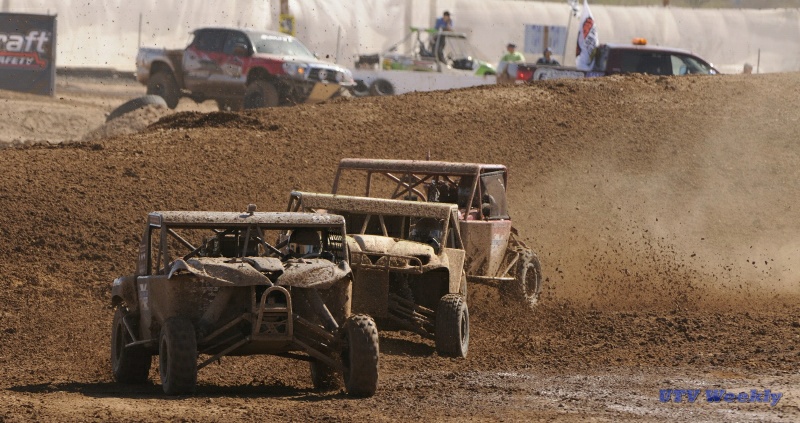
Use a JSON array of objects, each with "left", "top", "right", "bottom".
[{"left": 4, "top": 0, "right": 799, "bottom": 73}]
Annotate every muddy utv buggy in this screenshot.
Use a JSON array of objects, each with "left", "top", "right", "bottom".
[
  {"left": 109, "top": 207, "right": 379, "bottom": 396},
  {"left": 331, "top": 159, "right": 542, "bottom": 308},
  {"left": 288, "top": 192, "right": 469, "bottom": 358}
]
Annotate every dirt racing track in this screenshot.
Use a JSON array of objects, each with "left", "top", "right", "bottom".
[{"left": 0, "top": 73, "right": 799, "bottom": 421}]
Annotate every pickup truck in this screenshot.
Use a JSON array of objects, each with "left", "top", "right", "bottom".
[
  {"left": 501, "top": 40, "right": 718, "bottom": 83},
  {"left": 136, "top": 27, "right": 355, "bottom": 110}
]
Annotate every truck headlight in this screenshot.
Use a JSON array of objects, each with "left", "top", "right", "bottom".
[{"left": 282, "top": 62, "right": 308, "bottom": 78}]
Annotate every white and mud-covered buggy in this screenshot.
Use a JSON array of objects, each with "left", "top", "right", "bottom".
[
  {"left": 331, "top": 159, "right": 543, "bottom": 308},
  {"left": 109, "top": 207, "right": 379, "bottom": 396},
  {"left": 288, "top": 192, "right": 469, "bottom": 358}
]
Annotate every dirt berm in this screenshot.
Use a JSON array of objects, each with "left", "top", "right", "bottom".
[{"left": 0, "top": 73, "right": 798, "bottom": 421}]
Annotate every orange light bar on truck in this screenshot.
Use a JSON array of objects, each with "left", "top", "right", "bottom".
[{"left": 632, "top": 38, "right": 647, "bottom": 45}]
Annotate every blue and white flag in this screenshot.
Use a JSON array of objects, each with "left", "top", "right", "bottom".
[{"left": 575, "top": 0, "right": 598, "bottom": 71}]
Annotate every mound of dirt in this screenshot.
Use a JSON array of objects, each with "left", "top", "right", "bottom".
[
  {"left": 0, "top": 73, "right": 798, "bottom": 419},
  {"left": 82, "top": 105, "right": 174, "bottom": 141},
  {"left": 149, "top": 111, "right": 279, "bottom": 131}
]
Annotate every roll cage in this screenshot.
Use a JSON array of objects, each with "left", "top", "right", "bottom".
[
  {"left": 138, "top": 211, "right": 348, "bottom": 277},
  {"left": 331, "top": 158, "right": 510, "bottom": 221}
]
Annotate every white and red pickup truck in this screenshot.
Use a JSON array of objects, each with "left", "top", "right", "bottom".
[{"left": 136, "top": 27, "right": 355, "bottom": 110}]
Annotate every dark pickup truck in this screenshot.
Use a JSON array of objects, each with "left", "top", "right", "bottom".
[
  {"left": 502, "top": 41, "right": 718, "bottom": 82},
  {"left": 136, "top": 27, "right": 355, "bottom": 110}
]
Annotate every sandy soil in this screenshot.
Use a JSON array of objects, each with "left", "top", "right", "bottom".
[
  {"left": 0, "top": 73, "right": 798, "bottom": 422},
  {"left": 0, "top": 76, "right": 218, "bottom": 146}
]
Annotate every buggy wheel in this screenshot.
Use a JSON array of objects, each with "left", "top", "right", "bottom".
[
  {"left": 435, "top": 294, "right": 469, "bottom": 358},
  {"left": 244, "top": 80, "right": 279, "bottom": 109},
  {"left": 159, "top": 317, "right": 197, "bottom": 395},
  {"left": 310, "top": 360, "right": 340, "bottom": 391},
  {"left": 111, "top": 307, "right": 151, "bottom": 383},
  {"left": 341, "top": 314, "right": 379, "bottom": 397},
  {"left": 146, "top": 72, "right": 180, "bottom": 109},
  {"left": 506, "top": 250, "right": 542, "bottom": 309}
]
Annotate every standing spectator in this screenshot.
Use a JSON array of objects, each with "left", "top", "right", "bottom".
[
  {"left": 497, "top": 43, "right": 526, "bottom": 84},
  {"left": 433, "top": 11, "right": 453, "bottom": 62},
  {"left": 500, "top": 43, "right": 525, "bottom": 63},
  {"left": 743, "top": 63, "right": 753, "bottom": 74},
  {"left": 435, "top": 11, "right": 453, "bottom": 31},
  {"left": 536, "top": 48, "right": 561, "bottom": 66}
]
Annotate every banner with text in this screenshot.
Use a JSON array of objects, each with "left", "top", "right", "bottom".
[{"left": 0, "top": 13, "right": 56, "bottom": 96}]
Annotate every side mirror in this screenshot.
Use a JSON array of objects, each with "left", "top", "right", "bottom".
[{"left": 233, "top": 43, "right": 250, "bottom": 57}]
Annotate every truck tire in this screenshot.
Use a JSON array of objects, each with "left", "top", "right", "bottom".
[
  {"left": 341, "top": 314, "right": 379, "bottom": 397},
  {"left": 243, "top": 80, "right": 279, "bottom": 109},
  {"left": 506, "top": 250, "right": 542, "bottom": 309},
  {"left": 147, "top": 72, "right": 180, "bottom": 109},
  {"left": 435, "top": 294, "right": 469, "bottom": 358},
  {"left": 106, "top": 95, "right": 167, "bottom": 122},
  {"left": 111, "top": 307, "right": 151, "bottom": 384},
  {"left": 158, "top": 317, "right": 197, "bottom": 395},
  {"left": 310, "top": 360, "right": 340, "bottom": 391},
  {"left": 369, "top": 79, "right": 394, "bottom": 96}
]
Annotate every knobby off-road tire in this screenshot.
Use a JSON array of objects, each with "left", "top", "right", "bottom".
[
  {"left": 111, "top": 307, "right": 151, "bottom": 384},
  {"left": 435, "top": 294, "right": 469, "bottom": 358},
  {"left": 106, "top": 95, "right": 167, "bottom": 122},
  {"left": 146, "top": 72, "right": 180, "bottom": 109},
  {"left": 159, "top": 317, "right": 198, "bottom": 395},
  {"left": 507, "top": 250, "right": 542, "bottom": 309},
  {"left": 341, "top": 314, "right": 379, "bottom": 397},
  {"left": 243, "top": 80, "right": 279, "bottom": 109},
  {"left": 310, "top": 360, "right": 340, "bottom": 391}
]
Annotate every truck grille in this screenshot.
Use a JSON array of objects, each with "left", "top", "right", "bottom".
[
  {"left": 308, "top": 68, "right": 339, "bottom": 83},
  {"left": 327, "top": 228, "right": 346, "bottom": 262}
]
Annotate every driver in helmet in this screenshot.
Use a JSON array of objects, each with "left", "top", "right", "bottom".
[{"left": 288, "top": 229, "right": 323, "bottom": 258}]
